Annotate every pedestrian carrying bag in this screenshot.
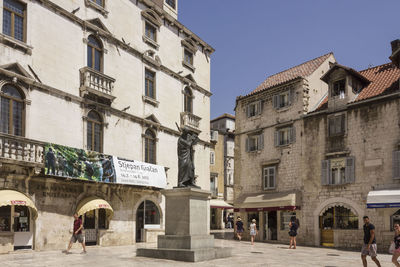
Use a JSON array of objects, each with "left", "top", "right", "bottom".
[{"left": 389, "top": 242, "right": 395, "bottom": 254}]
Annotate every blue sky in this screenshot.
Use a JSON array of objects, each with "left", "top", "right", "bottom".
[{"left": 179, "top": 0, "right": 400, "bottom": 119}]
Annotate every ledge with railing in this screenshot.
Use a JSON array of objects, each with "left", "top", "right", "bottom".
[
  {"left": 0, "top": 133, "right": 44, "bottom": 167},
  {"left": 180, "top": 112, "right": 201, "bottom": 132},
  {"left": 79, "top": 67, "right": 116, "bottom": 102}
]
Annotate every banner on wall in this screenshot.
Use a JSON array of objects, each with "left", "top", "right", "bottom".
[{"left": 44, "top": 144, "right": 166, "bottom": 188}]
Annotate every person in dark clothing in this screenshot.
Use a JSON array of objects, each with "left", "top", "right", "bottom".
[
  {"left": 65, "top": 213, "right": 86, "bottom": 254},
  {"left": 361, "top": 216, "right": 381, "bottom": 267},
  {"left": 392, "top": 223, "right": 400, "bottom": 267},
  {"left": 289, "top": 216, "right": 298, "bottom": 249},
  {"left": 235, "top": 216, "right": 244, "bottom": 241},
  {"left": 45, "top": 148, "right": 56, "bottom": 175}
]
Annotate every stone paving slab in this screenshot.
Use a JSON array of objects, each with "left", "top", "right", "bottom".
[{"left": 0, "top": 239, "right": 396, "bottom": 267}]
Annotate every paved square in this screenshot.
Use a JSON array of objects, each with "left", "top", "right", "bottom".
[{"left": 0, "top": 239, "right": 396, "bottom": 266}]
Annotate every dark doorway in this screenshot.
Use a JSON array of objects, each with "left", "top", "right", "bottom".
[
  {"left": 136, "top": 202, "right": 145, "bottom": 242},
  {"left": 268, "top": 211, "right": 277, "bottom": 240}
]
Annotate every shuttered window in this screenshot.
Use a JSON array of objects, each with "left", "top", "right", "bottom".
[
  {"left": 273, "top": 88, "right": 294, "bottom": 110},
  {"left": 329, "top": 114, "right": 346, "bottom": 136},
  {"left": 245, "top": 133, "right": 264, "bottom": 152},
  {"left": 393, "top": 151, "right": 400, "bottom": 179},
  {"left": 246, "top": 101, "right": 262, "bottom": 117},
  {"left": 274, "top": 126, "right": 295, "bottom": 147},
  {"left": 321, "top": 157, "right": 355, "bottom": 185}
]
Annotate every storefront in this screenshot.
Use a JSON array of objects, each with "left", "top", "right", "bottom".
[
  {"left": 210, "top": 199, "right": 233, "bottom": 229},
  {"left": 234, "top": 191, "right": 301, "bottom": 242},
  {"left": 0, "top": 190, "right": 38, "bottom": 252},
  {"left": 135, "top": 200, "right": 162, "bottom": 243}
]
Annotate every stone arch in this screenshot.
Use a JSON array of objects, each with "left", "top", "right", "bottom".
[{"left": 313, "top": 197, "right": 364, "bottom": 246}]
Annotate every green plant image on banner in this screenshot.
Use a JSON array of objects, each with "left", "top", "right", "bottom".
[{"left": 44, "top": 143, "right": 116, "bottom": 183}]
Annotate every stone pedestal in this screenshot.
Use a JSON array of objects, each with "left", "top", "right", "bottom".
[{"left": 136, "top": 188, "right": 232, "bottom": 262}]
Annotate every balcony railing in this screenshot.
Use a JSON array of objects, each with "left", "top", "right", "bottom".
[
  {"left": 180, "top": 112, "right": 201, "bottom": 132},
  {"left": 79, "top": 67, "right": 116, "bottom": 102},
  {"left": 0, "top": 133, "right": 44, "bottom": 166}
]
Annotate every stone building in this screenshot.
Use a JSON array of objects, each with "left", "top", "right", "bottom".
[
  {"left": 234, "top": 41, "right": 400, "bottom": 251},
  {"left": 209, "top": 114, "right": 235, "bottom": 229},
  {"left": 234, "top": 53, "right": 336, "bottom": 243},
  {"left": 0, "top": 0, "right": 213, "bottom": 253}
]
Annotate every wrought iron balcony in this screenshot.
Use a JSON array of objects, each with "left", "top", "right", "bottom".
[
  {"left": 0, "top": 133, "right": 44, "bottom": 167},
  {"left": 79, "top": 67, "right": 116, "bottom": 103},
  {"left": 180, "top": 112, "right": 201, "bottom": 133}
]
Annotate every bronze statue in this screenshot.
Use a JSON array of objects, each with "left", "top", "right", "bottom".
[{"left": 177, "top": 128, "right": 200, "bottom": 188}]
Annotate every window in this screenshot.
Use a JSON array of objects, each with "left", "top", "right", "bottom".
[
  {"left": 210, "top": 151, "right": 215, "bottom": 165},
  {"left": 321, "top": 157, "right": 355, "bottom": 185},
  {"left": 87, "top": 35, "right": 103, "bottom": 72},
  {"left": 98, "top": 208, "right": 108, "bottom": 229},
  {"left": 87, "top": 110, "right": 103, "bottom": 152},
  {"left": 90, "top": 0, "right": 104, "bottom": 7},
  {"left": 328, "top": 114, "right": 345, "bottom": 136},
  {"left": 210, "top": 175, "right": 217, "bottom": 197},
  {"left": 145, "top": 69, "right": 155, "bottom": 99},
  {"left": 2, "top": 0, "right": 26, "bottom": 42},
  {"left": 144, "top": 129, "right": 156, "bottom": 164},
  {"left": 0, "top": 85, "right": 24, "bottom": 136},
  {"left": 184, "top": 87, "right": 193, "bottom": 113},
  {"left": 391, "top": 210, "right": 400, "bottom": 231},
  {"left": 274, "top": 126, "right": 295, "bottom": 146},
  {"left": 245, "top": 134, "right": 264, "bottom": 152},
  {"left": 246, "top": 101, "right": 261, "bottom": 117},
  {"left": 145, "top": 22, "right": 156, "bottom": 42},
  {"left": 184, "top": 49, "right": 193, "bottom": 66},
  {"left": 0, "top": 206, "right": 11, "bottom": 232},
  {"left": 281, "top": 211, "right": 296, "bottom": 230},
  {"left": 14, "top": 206, "right": 29, "bottom": 232},
  {"left": 166, "top": 0, "right": 176, "bottom": 9},
  {"left": 332, "top": 79, "right": 346, "bottom": 99},
  {"left": 139, "top": 200, "right": 160, "bottom": 225},
  {"left": 273, "top": 89, "right": 294, "bottom": 109},
  {"left": 322, "top": 206, "right": 358, "bottom": 230},
  {"left": 392, "top": 151, "right": 400, "bottom": 179},
  {"left": 263, "top": 166, "right": 276, "bottom": 189}
]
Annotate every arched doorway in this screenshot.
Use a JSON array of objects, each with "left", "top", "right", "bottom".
[
  {"left": 135, "top": 200, "right": 160, "bottom": 242},
  {"left": 0, "top": 190, "right": 37, "bottom": 250}
]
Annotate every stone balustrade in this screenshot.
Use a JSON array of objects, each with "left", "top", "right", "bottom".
[
  {"left": 79, "top": 67, "right": 116, "bottom": 100},
  {"left": 181, "top": 112, "right": 201, "bottom": 130},
  {"left": 0, "top": 133, "right": 44, "bottom": 165}
]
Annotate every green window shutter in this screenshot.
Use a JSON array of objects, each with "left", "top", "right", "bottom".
[
  {"left": 345, "top": 156, "right": 355, "bottom": 183},
  {"left": 273, "top": 95, "right": 279, "bottom": 109},
  {"left": 245, "top": 137, "right": 249, "bottom": 152},
  {"left": 257, "top": 101, "right": 262, "bottom": 115},
  {"left": 393, "top": 151, "right": 400, "bottom": 179},
  {"left": 321, "top": 160, "right": 330, "bottom": 185},
  {"left": 274, "top": 131, "right": 279, "bottom": 147},
  {"left": 246, "top": 105, "right": 250, "bottom": 118}
]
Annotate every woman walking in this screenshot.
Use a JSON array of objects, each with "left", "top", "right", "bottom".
[
  {"left": 392, "top": 223, "right": 400, "bottom": 266},
  {"left": 289, "top": 216, "right": 298, "bottom": 249},
  {"left": 250, "top": 219, "right": 258, "bottom": 245},
  {"left": 235, "top": 216, "right": 244, "bottom": 241}
]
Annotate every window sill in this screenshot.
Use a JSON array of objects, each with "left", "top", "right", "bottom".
[
  {"left": 182, "top": 61, "right": 195, "bottom": 72},
  {"left": 142, "top": 35, "right": 159, "bottom": 50},
  {"left": 0, "top": 33, "right": 32, "bottom": 55},
  {"left": 275, "top": 105, "right": 291, "bottom": 112},
  {"left": 84, "top": 0, "right": 109, "bottom": 17},
  {"left": 248, "top": 149, "right": 262, "bottom": 154},
  {"left": 263, "top": 188, "right": 276, "bottom": 191},
  {"left": 248, "top": 114, "right": 262, "bottom": 120},
  {"left": 142, "top": 95, "right": 159, "bottom": 107},
  {"left": 275, "top": 143, "right": 293, "bottom": 149}
]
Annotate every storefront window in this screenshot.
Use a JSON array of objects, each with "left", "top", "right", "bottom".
[
  {"left": 0, "top": 206, "right": 11, "bottom": 231},
  {"left": 144, "top": 200, "right": 160, "bottom": 225},
  {"left": 322, "top": 206, "right": 358, "bottom": 230},
  {"left": 247, "top": 212, "right": 259, "bottom": 230},
  {"left": 280, "top": 211, "right": 296, "bottom": 230},
  {"left": 391, "top": 209, "right": 400, "bottom": 231},
  {"left": 98, "top": 208, "right": 108, "bottom": 229},
  {"left": 14, "top": 206, "right": 30, "bottom": 232}
]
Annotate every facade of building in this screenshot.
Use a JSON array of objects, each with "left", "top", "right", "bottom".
[
  {"left": 209, "top": 114, "right": 235, "bottom": 229},
  {"left": 0, "top": 0, "right": 213, "bottom": 253},
  {"left": 234, "top": 52, "right": 336, "bottom": 243},
  {"left": 234, "top": 42, "right": 400, "bottom": 251}
]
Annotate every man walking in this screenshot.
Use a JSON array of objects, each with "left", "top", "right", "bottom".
[
  {"left": 361, "top": 216, "right": 381, "bottom": 267},
  {"left": 65, "top": 213, "right": 86, "bottom": 254}
]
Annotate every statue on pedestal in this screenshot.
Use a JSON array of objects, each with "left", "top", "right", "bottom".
[{"left": 177, "top": 128, "right": 200, "bottom": 188}]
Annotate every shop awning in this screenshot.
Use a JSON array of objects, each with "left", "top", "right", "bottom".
[
  {"left": 76, "top": 197, "right": 114, "bottom": 219},
  {"left": 367, "top": 190, "right": 400, "bottom": 208},
  {"left": 210, "top": 199, "right": 233, "bottom": 209},
  {"left": 0, "top": 190, "right": 38, "bottom": 218},
  {"left": 234, "top": 192, "right": 300, "bottom": 212}
]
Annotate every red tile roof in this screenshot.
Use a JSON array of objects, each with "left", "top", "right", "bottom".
[
  {"left": 211, "top": 113, "right": 235, "bottom": 122},
  {"left": 314, "top": 62, "right": 400, "bottom": 112},
  {"left": 248, "top": 52, "right": 333, "bottom": 96}
]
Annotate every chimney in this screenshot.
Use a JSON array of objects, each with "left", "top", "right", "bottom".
[{"left": 391, "top": 39, "right": 400, "bottom": 53}]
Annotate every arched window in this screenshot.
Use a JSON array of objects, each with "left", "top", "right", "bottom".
[
  {"left": 0, "top": 85, "right": 24, "bottom": 136},
  {"left": 184, "top": 87, "right": 193, "bottom": 113},
  {"left": 322, "top": 206, "right": 358, "bottom": 230},
  {"left": 144, "top": 129, "right": 156, "bottom": 164},
  {"left": 87, "top": 35, "right": 103, "bottom": 72},
  {"left": 87, "top": 110, "right": 103, "bottom": 152}
]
